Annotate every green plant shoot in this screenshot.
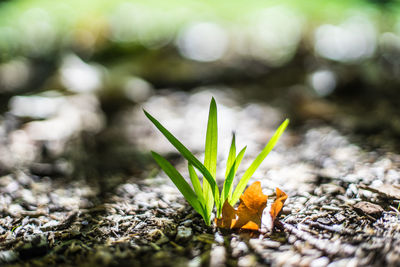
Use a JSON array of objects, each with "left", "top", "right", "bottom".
[{"left": 144, "top": 97, "right": 289, "bottom": 225}]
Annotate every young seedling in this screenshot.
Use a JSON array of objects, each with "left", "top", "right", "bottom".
[{"left": 144, "top": 98, "right": 289, "bottom": 226}]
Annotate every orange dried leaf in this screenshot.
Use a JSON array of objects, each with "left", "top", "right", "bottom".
[
  {"left": 233, "top": 181, "right": 268, "bottom": 230},
  {"left": 216, "top": 181, "right": 268, "bottom": 231},
  {"left": 270, "top": 187, "right": 288, "bottom": 225},
  {"left": 215, "top": 200, "right": 237, "bottom": 228}
]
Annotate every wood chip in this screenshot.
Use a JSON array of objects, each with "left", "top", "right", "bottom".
[{"left": 353, "top": 201, "right": 384, "bottom": 218}]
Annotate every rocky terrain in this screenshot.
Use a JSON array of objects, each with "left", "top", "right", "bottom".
[{"left": 1, "top": 88, "right": 400, "bottom": 266}]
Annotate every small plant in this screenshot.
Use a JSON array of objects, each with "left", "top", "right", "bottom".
[{"left": 144, "top": 98, "right": 289, "bottom": 226}]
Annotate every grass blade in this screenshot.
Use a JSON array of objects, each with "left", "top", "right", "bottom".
[
  {"left": 221, "top": 145, "right": 247, "bottom": 203},
  {"left": 144, "top": 109, "right": 220, "bottom": 220},
  {"left": 219, "top": 160, "right": 236, "bottom": 217},
  {"left": 151, "top": 151, "right": 205, "bottom": 219},
  {"left": 233, "top": 146, "right": 246, "bottom": 175},
  {"left": 225, "top": 133, "right": 236, "bottom": 178},
  {"left": 219, "top": 146, "right": 247, "bottom": 217},
  {"left": 229, "top": 146, "right": 246, "bottom": 197},
  {"left": 203, "top": 97, "right": 218, "bottom": 218},
  {"left": 188, "top": 163, "right": 205, "bottom": 204},
  {"left": 230, "top": 119, "right": 289, "bottom": 206}
]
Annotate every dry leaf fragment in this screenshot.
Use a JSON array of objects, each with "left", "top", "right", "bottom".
[
  {"left": 270, "top": 187, "right": 288, "bottom": 226},
  {"left": 215, "top": 181, "right": 268, "bottom": 231},
  {"left": 215, "top": 182, "right": 287, "bottom": 231},
  {"left": 215, "top": 200, "right": 236, "bottom": 228},
  {"left": 233, "top": 181, "right": 268, "bottom": 230}
]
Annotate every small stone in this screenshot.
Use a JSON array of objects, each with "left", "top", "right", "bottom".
[
  {"left": 371, "top": 184, "right": 400, "bottom": 199},
  {"left": 320, "top": 184, "right": 345, "bottom": 195},
  {"left": 0, "top": 250, "right": 18, "bottom": 263},
  {"left": 209, "top": 246, "right": 225, "bottom": 267},
  {"left": 334, "top": 213, "right": 346, "bottom": 223},
  {"left": 181, "top": 219, "right": 193, "bottom": 227},
  {"left": 281, "top": 207, "right": 292, "bottom": 215},
  {"left": 238, "top": 255, "right": 257, "bottom": 267},
  {"left": 188, "top": 256, "right": 201, "bottom": 267},
  {"left": 175, "top": 226, "right": 192, "bottom": 242},
  {"left": 236, "top": 242, "right": 249, "bottom": 253},
  {"left": 262, "top": 240, "right": 281, "bottom": 248},
  {"left": 288, "top": 235, "right": 297, "bottom": 244},
  {"left": 317, "top": 217, "right": 331, "bottom": 225},
  {"left": 310, "top": 256, "right": 330, "bottom": 267},
  {"left": 134, "top": 222, "right": 147, "bottom": 230},
  {"left": 353, "top": 201, "right": 384, "bottom": 218},
  {"left": 214, "top": 232, "right": 224, "bottom": 244},
  {"left": 158, "top": 200, "right": 168, "bottom": 209}
]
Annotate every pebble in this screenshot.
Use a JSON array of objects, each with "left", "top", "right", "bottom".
[
  {"left": 262, "top": 240, "right": 281, "bottom": 248},
  {"left": 134, "top": 222, "right": 147, "bottom": 230},
  {"left": 0, "top": 250, "right": 18, "bottom": 263},
  {"left": 334, "top": 213, "right": 346, "bottom": 223},
  {"left": 175, "top": 226, "right": 192, "bottom": 242},
  {"left": 353, "top": 201, "right": 384, "bottom": 218},
  {"left": 317, "top": 217, "right": 332, "bottom": 225},
  {"left": 181, "top": 219, "right": 193, "bottom": 227},
  {"left": 237, "top": 241, "right": 249, "bottom": 253},
  {"left": 158, "top": 200, "right": 168, "bottom": 209},
  {"left": 237, "top": 255, "right": 257, "bottom": 267},
  {"left": 214, "top": 232, "right": 224, "bottom": 244},
  {"left": 310, "top": 256, "right": 330, "bottom": 267},
  {"left": 327, "top": 258, "right": 358, "bottom": 267},
  {"left": 209, "top": 246, "right": 226, "bottom": 267},
  {"left": 188, "top": 256, "right": 201, "bottom": 267}
]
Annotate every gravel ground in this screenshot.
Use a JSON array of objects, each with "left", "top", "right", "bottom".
[{"left": 1, "top": 89, "right": 400, "bottom": 266}]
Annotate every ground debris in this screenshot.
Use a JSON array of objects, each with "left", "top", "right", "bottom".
[
  {"left": 282, "top": 222, "right": 357, "bottom": 257},
  {"left": 353, "top": 201, "right": 384, "bottom": 218},
  {"left": 359, "top": 183, "right": 400, "bottom": 200},
  {"left": 175, "top": 226, "right": 193, "bottom": 243},
  {"left": 1, "top": 91, "right": 400, "bottom": 266}
]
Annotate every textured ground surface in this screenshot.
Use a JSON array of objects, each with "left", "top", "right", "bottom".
[{"left": 1, "top": 89, "right": 400, "bottom": 266}]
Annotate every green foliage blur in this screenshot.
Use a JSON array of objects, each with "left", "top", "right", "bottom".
[{"left": 0, "top": 0, "right": 399, "bottom": 60}]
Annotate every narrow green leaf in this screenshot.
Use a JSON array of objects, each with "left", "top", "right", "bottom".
[
  {"left": 188, "top": 163, "right": 205, "bottom": 204},
  {"left": 144, "top": 109, "right": 220, "bottom": 222},
  {"left": 151, "top": 152, "right": 205, "bottom": 218},
  {"left": 219, "top": 145, "right": 247, "bottom": 216},
  {"left": 233, "top": 146, "right": 246, "bottom": 174},
  {"left": 230, "top": 119, "right": 289, "bottom": 206},
  {"left": 229, "top": 146, "right": 247, "bottom": 198},
  {"left": 203, "top": 97, "right": 218, "bottom": 218},
  {"left": 221, "top": 145, "right": 247, "bottom": 202},
  {"left": 224, "top": 133, "right": 236, "bottom": 178},
  {"left": 220, "top": 160, "right": 236, "bottom": 213}
]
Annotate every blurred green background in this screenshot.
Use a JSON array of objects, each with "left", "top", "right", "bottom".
[
  {"left": 1, "top": 0, "right": 399, "bottom": 59},
  {"left": 2, "top": 0, "right": 400, "bottom": 93}
]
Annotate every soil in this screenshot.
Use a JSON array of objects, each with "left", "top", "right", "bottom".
[{"left": 1, "top": 88, "right": 400, "bottom": 267}]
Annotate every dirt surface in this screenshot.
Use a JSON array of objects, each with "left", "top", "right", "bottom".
[{"left": 1, "top": 89, "right": 400, "bottom": 267}]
